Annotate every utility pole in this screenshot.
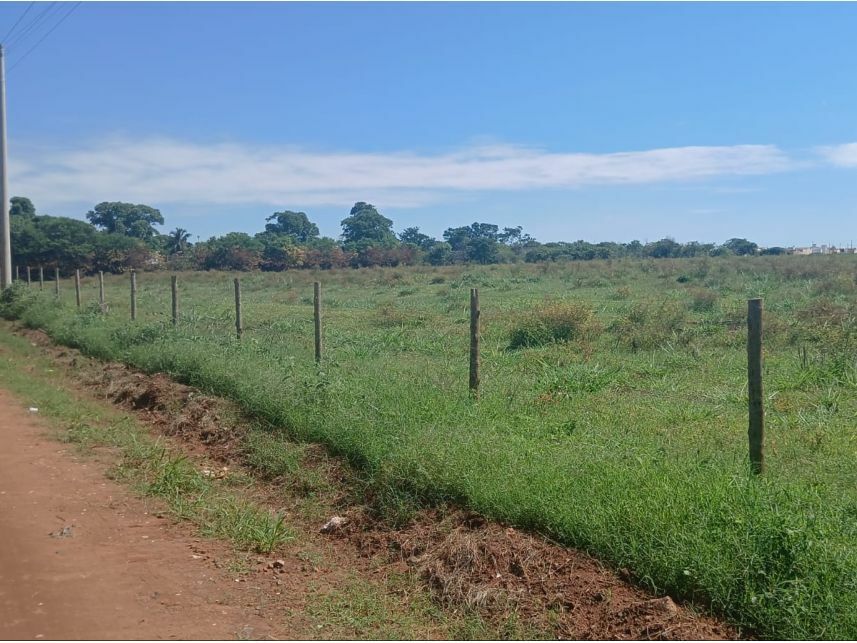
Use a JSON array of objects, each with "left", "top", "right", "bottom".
[{"left": 0, "top": 45, "right": 11, "bottom": 289}]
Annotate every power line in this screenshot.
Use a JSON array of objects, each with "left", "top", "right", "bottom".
[
  {"left": 1, "top": 1, "right": 36, "bottom": 44},
  {"left": 5, "top": 2, "right": 60, "bottom": 50},
  {"left": 8, "top": 1, "right": 80, "bottom": 72}
]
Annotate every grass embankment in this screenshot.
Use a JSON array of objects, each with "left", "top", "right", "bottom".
[{"left": 3, "top": 255, "right": 857, "bottom": 638}]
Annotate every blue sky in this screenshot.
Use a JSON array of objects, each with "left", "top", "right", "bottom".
[{"left": 2, "top": 2, "right": 857, "bottom": 246}]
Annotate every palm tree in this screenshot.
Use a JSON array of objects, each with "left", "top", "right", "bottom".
[{"left": 166, "top": 228, "right": 191, "bottom": 255}]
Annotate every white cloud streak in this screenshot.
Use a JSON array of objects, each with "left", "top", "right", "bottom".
[
  {"left": 10, "top": 137, "right": 796, "bottom": 210},
  {"left": 816, "top": 142, "right": 857, "bottom": 167}
]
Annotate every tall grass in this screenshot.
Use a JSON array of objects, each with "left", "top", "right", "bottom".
[{"left": 4, "top": 255, "right": 857, "bottom": 638}]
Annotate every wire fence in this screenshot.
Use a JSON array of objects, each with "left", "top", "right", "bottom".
[{"left": 14, "top": 265, "right": 790, "bottom": 475}]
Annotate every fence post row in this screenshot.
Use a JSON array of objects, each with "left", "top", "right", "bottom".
[
  {"left": 98, "top": 271, "right": 105, "bottom": 312},
  {"left": 747, "top": 298, "right": 764, "bottom": 474},
  {"left": 130, "top": 270, "right": 137, "bottom": 321},
  {"left": 171, "top": 275, "right": 178, "bottom": 326},
  {"left": 27, "top": 270, "right": 772, "bottom": 477},
  {"left": 234, "top": 278, "right": 243, "bottom": 340},
  {"left": 313, "top": 281, "right": 322, "bottom": 363},
  {"left": 470, "top": 288, "right": 480, "bottom": 397}
]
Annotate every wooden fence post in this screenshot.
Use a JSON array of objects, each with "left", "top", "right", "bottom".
[
  {"left": 54, "top": 267, "right": 59, "bottom": 297},
  {"left": 171, "top": 275, "right": 178, "bottom": 326},
  {"left": 98, "top": 271, "right": 105, "bottom": 312},
  {"left": 747, "top": 298, "right": 764, "bottom": 474},
  {"left": 470, "top": 288, "right": 480, "bottom": 397},
  {"left": 234, "top": 278, "right": 243, "bottom": 340},
  {"left": 26, "top": 266, "right": 31, "bottom": 286},
  {"left": 39, "top": 265, "right": 44, "bottom": 290},
  {"left": 313, "top": 281, "right": 322, "bottom": 363},
  {"left": 130, "top": 270, "right": 137, "bottom": 321},
  {"left": 14, "top": 265, "right": 18, "bottom": 282},
  {"left": 74, "top": 269, "right": 81, "bottom": 308}
]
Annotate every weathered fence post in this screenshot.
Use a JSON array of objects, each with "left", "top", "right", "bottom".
[
  {"left": 470, "top": 288, "right": 480, "bottom": 397},
  {"left": 98, "top": 271, "right": 105, "bottom": 312},
  {"left": 171, "top": 275, "right": 178, "bottom": 326},
  {"left": 313, "top": 281, "right": 322, "bottom": 363},
  {"left": 130, "top": 270, "right": 137, "bottom": 321},
  {"left": 74, "top": 269, "right": 81, "bottom": 308},
  {"left": 14, "top": 265, "right": 18, "bottom": 282},
  {"left": 39, "top": 265, "right": 44, "bottom": 290},
  {"left": 234, "top": 278, "right": 243, "bottom": 340},
  {"left": 26, "top": 266, "right": 31, "bottom": 286},
  {"left": 54, "top": 267, "right": 59, "bottom": 298},
  {"left": 747, "top": 298, "right": 764, "bottom": 474}
]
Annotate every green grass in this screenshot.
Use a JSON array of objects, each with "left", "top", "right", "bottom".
[{"left": 4, "top": 255, "right": 857, "bottom": 638}]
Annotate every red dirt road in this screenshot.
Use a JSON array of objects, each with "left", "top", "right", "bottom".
[{"left": 0, "top": 388, "right": 279, "bottom": 640}]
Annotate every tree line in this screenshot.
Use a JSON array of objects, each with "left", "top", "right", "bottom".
[{"left": 9, "top": 196, "right": 781, "bottom": 274}]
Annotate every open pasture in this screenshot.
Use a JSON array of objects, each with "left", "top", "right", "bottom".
[{"left": 5, "top": 254, "right": 857, "bottom": 638}]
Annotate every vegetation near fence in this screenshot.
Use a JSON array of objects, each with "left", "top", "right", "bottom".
[
  {"left": 3, "top": 254, "right": 857, "bottom": 639},
  {"left": 9, "top": 195, "right": 784, "bottom": 275}
]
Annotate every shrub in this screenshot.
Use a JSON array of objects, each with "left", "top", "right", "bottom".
[
  {"left": 508, "top": 302, "right": 601, "bottom": 349},
  {"left": 610, "top": 300, "right": 689, "bottom": 350},
  {"left": 688, "top": 287, "right": 719, "bottom": 312}
]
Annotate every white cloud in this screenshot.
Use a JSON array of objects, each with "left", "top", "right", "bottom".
[
  {"left": 9, "top": 137, "right": 796, "bottom": 211},
  {"left": 817, "top": 142, "right": 857, "bottom": 167}
]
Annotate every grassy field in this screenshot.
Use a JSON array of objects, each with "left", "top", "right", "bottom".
[{"left": 4, "top": 255, "right": 857, "bottom": 638}]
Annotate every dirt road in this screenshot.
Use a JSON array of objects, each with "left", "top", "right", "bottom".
[{"left": 0, "top": 388, "right": 279, "bottom": 640}]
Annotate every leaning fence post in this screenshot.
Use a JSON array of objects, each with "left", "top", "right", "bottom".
[
  {"left": 74, "top": 269, "right": 81, "bottom": 308},
  {"left": 234, "top": 278, "right": 243, "bottom": 339},
  {"left": 39, "top": 265, "right": 44, "bottom": 290},
  {"left": 747, "top": 298, "right": 764, "bottom": 474},
  {"left": 130, "top": 270, "right": 137, "bottom": 321},
  {"left": 171, "top": 275, "right": 178, "bottom": 326},
  {"left": 98, "top": 271, "right": 105, "bottom": 312},
  {"left": 313, "top": 281, "right": 322, "bottom": 363},
  {"left": 54, "top": 266, "right": 59, "bottom": 298},
  {"left": 470, "top": 288, "right": 481, "bottom": 397}
]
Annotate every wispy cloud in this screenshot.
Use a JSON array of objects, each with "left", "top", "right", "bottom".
[
  {"left": 816, "top": 142, "right": 857, "bottom": 167},
  {"left": 10, "top": 137, "right": 796, "bottom": 210}
]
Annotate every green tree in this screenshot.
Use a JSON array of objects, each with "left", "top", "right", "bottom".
[
  {"left": 86, "top": 202, "right": 164, "bottom": 242},
  {"left": 201, "top": 233, "right": 263, "bottom": 271},
  {"left": 442, "top": 222, "right": 501, "bottom": 263},
  {"left": 425, "top": 241, "right": 453, "bottom": 266},
  {"left": 398, "top": 226, "right": 434, "bottom": 250},
  {"left": 165, "top": 228, "right": 192, "bottom": 255},
  {"left": 264, "top": 210, "right": 320, "bottom": 243},
  {"left": 644, "top": 238, "right": 682, "bottom": 259},
  {"left": 341, "top": 202, "right": 396, "bottom": 245},
  {"left": 9, "top": 196, "right": 35, "bottom": 219},
  {"left": 723, "top": 238, "right": 759, "bottom": 256}
]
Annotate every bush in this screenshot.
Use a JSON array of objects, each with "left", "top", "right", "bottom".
[
  {"left": 508, "top": 302, "right": 601, "bottom": 349},
  {"left": 688, "top": 287, "right": 719, "bottom": 312},
  {"left": 610, "top": 300, "right": 689, "bottom": 350}
]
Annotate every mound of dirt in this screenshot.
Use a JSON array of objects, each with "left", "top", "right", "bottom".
[{"left": 346, "top": 509, "right": 733, "bottom": 640}]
